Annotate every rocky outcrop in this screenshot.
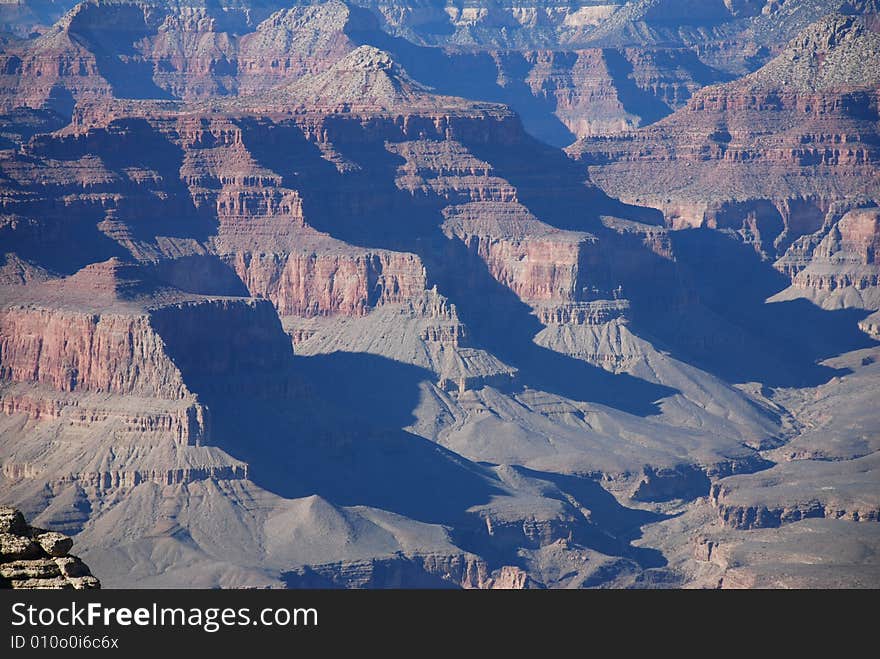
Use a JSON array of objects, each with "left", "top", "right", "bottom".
[
  {"left": 235, "top": 2, "right": 377, "bottom": 95},
  {"left": 861, "top": 310, "right": 880, "bottom": 337},
  {"left": 0, "top": 506, "right": 99, "bottom": 589},
  {"left": 262, "top": 45, "right": 466, "bottom": 113}
]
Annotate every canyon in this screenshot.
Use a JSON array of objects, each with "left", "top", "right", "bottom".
[{"left": 0, "top": 0, "right": 878, "bottom": 589}]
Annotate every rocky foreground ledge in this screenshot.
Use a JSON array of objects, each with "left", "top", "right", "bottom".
[{"left": 0, "top": 507, "right": 100, "bottom": 589}]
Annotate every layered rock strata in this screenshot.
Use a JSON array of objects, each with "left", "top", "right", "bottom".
[
  {"left": 1, "top": 506, "right": 100, "bottom": 589},
  {"left": 571, "top": 15, "right": 880, "bottom": 256}
]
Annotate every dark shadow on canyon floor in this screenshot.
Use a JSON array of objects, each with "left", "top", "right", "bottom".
[
  {"left": 243, "top": 119, "right": 676, "bottom": 416},
  {"left": 624, "top": 228, "right": 879, "bottom": 387},
  {"left": 182, "top": 353, "right": 503, "bottom": 528},
  {"left": 295, "top": 350, "right": 432, "bottom": 432},
  {"left": 184, "top": 349, "right": 674, "bottom": 571}
]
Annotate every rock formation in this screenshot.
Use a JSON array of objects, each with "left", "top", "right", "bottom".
[
  {"left": 1, "top": 506, "right": 100, "bottom": 588},
  {"left": 0, "top": 0, "right": 878, "bottom": 590}
]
